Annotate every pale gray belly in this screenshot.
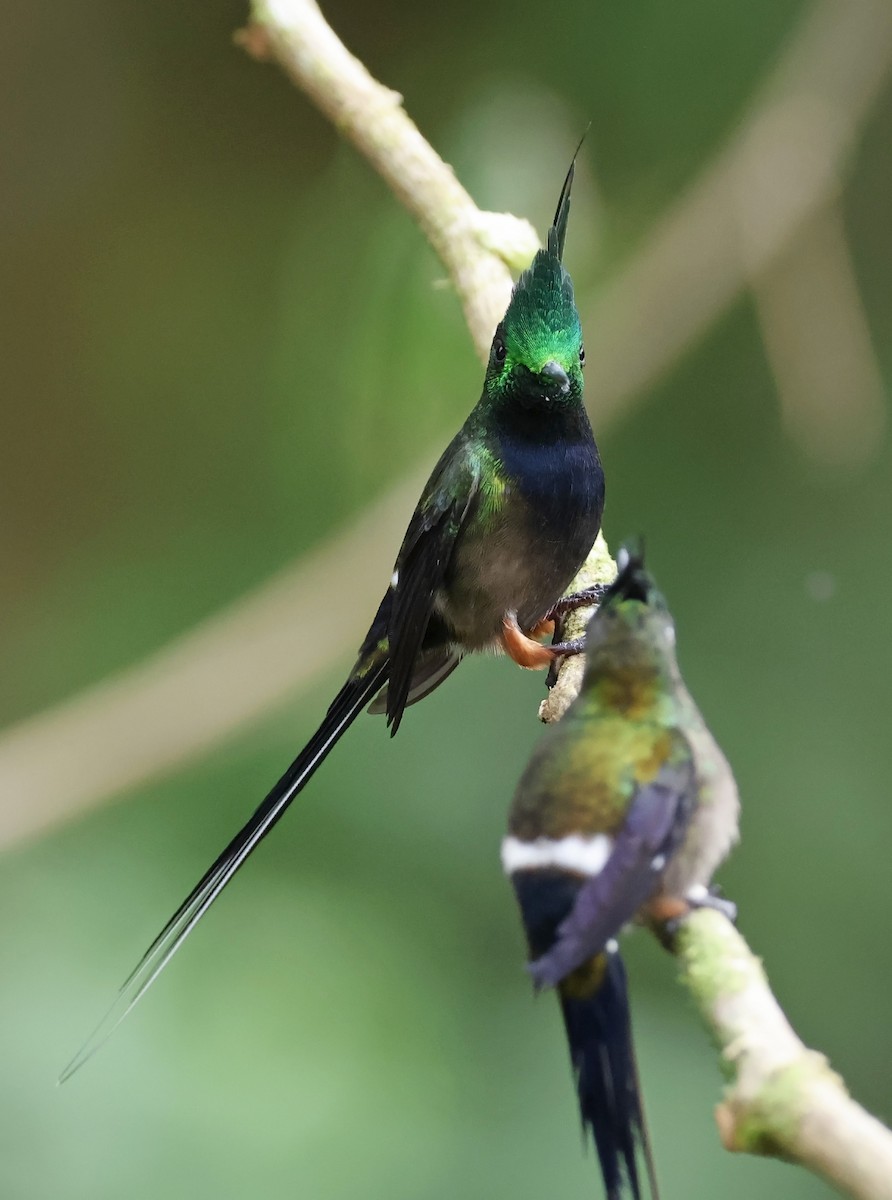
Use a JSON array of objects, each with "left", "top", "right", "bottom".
[
  {"left": 436, "top": 499, "right": 578, "bottom": 650},
  {"left": 663, "top": 705, "right": 740, "bottom": 896}
]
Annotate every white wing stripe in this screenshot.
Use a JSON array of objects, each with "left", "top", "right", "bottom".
[{"left": 501, "top": 833, "right": 614, "bottom": 876}]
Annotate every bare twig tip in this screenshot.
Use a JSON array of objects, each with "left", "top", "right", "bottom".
[
  {"left": 233, "top": 23, "right": 273, "bottom": 61},
  {"left": 715, "top": 1102, "right": 740, "bottom": 1151}
]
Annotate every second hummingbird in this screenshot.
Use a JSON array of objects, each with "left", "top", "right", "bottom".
[{"left": 504, "top": 549, "right": 740, "bottom": 1198}]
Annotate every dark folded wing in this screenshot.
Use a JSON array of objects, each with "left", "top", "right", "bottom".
[{"left": 385, "top": 440, "right": 478, "bottom": 732}]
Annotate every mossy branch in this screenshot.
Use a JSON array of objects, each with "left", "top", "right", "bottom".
[
  {"left": 676, "top": 910, "right": 892, "bottom": 1199},
  {"left": 238, "top": 3, "right": 892, "bottom": 1196}
]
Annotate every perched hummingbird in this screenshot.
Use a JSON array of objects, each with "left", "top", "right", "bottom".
[
  {"left": 503, "top": 549, "right": 739, "bottom": 1199},
  {"left": 61, "top": 153, "right": 605, "bottom": 1078}
]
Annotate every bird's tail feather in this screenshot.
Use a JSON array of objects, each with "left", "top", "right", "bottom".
[
  {"left": 59, "top": 660, "right": 389, "bottom": 1083},
  {"left": 559, "top": 946, "right": 658, "bottom": 1200}
]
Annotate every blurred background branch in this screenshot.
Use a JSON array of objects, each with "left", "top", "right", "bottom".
[
  {"left": 586, "top": 0, "right": 892, "bottom": 434},
  {"left": 1, "top": 0, "right": 890, "bottom": 852},
  {"left": 677, "top": 911, "right": 892, "bottom": 1200}
]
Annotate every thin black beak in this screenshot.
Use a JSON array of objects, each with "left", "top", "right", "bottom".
[{"left": 539, "top": 360, "right": 570, "bottom": 396}]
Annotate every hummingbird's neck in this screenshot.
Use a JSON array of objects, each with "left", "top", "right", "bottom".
[{"left": 487, "top": 393, "right": 592, "bottom": 448}]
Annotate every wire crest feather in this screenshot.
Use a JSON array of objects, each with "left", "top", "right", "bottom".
[{"left": 547, "top": 126, "right": 590, "bottom": 261}]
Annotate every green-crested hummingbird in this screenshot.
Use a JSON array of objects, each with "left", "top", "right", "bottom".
[
  {"left": 61, "top": 153, "right": 605, "bottom": 1079},
  {"left": 503, "top": 548, "right": 739, "bottom": 1198}
]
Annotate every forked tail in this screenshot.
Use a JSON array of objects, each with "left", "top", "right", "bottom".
[
  {"left": 558, "top": 946, "right": 659, "bottom": 1200},
  {"left": 60, "top": 660, "right": 389, "bottom": 1082}
]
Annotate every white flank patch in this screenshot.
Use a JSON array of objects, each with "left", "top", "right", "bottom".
[{"left": 501, "top": 833, "right": 614, "bottom": 877}]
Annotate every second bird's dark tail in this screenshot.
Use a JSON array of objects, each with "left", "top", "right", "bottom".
[
  {"left": 60, "top": 659, "right": 389, "bottom": 1082},
  {"left": 558, "top": 946, "right": 658, "bottom": 1200}
]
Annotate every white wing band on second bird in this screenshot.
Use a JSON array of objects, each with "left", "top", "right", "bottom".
[{"left": 501, "top": 833, "right": 614, "bottom": 876}]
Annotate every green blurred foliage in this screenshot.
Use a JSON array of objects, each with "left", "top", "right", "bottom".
[{"left": 0, "top": 1, "right": 889, "bottom": 1197}]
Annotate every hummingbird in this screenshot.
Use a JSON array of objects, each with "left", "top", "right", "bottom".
[
  {"left": 61, "top": 151, "right": 605, "bottom": 1079},
  {"left": 502, "top": 548, "right": 739, "bottom": 1199}
]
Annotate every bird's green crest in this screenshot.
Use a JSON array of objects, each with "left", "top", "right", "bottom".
[{"left": 486, "top": 147, "right": 586, "bottom": 397}]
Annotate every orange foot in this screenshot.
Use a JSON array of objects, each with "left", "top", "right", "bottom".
[
  {"left": 645, "top": 894, "right": 689, "bottom": 925},
  {"left": 501, "top": 613, "right": 559, "bottom": 669},
  {"left": 529, "top": 617, "right": 556, "bottom": 639}
]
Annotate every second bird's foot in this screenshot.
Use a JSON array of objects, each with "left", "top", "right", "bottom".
[
  {"left": 651, "top": 886, "right": 738, "bottom": 951},
  {"left": 685, "top": 883, "right": 738, "bottom": 924}
]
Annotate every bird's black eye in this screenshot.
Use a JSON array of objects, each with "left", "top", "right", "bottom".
[
  {"left": 579, "top": 346, "right": 586, "bottom": 365},
  {"left": 494, "top": 339, "right": 507, "bottom": 364}
]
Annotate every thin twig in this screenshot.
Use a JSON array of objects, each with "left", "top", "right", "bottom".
[{"left": 238, "top": 0, "right": 538, "bottom": 361}]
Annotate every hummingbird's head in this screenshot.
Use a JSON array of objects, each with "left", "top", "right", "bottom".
[
  {"left": 601, "top": 543, "right": 658, "bottom": 607},
  {"left": 485, "top": 258, "right": 584, "bottom": 407},
  {"left": 484, "top": 157, "right": 584, "bottom": 410},
  {"left": 580, "top": 544, "right": 680, "bottom": 695}
]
